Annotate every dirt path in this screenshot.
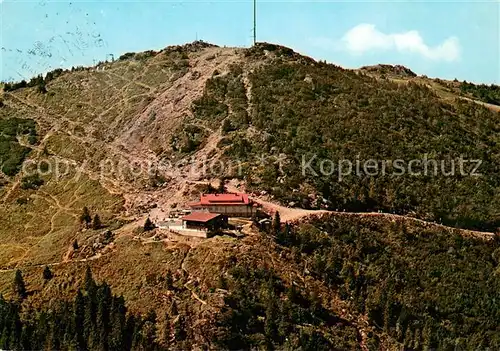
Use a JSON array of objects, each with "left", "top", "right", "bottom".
[
  {"left": 251, "top": 197, "right": 329, "bottom": 222},
  {"left": 459, "top": 96, "right": 500, "bottom": 112},
  {"left": 0, "top": 244, "right": 109, "bottom": 273},
  {"left": 252, "top": 196, "right": 494, "bottom": 239}
]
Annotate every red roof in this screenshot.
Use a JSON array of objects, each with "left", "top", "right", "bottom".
[
  {"left": 188, "top": 201, "right": 203, "bottom": 207},
  {"left": 199, "top": 193, "right": 250, "bottom": 206},
  {"left": 181, "top": 212, "right": 222, "bottom": 223},
  {"left": 188, "top": 193, "right": 254, "bottom": 208}
]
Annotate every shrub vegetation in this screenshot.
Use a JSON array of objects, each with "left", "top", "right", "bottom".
[
  {"left": 192, "top": 58, "right": 500, "bottom": 231},
  {"left": 274, "top": 214, "right": 500, "bottom": 349},
  {"left": 0, "top": 118, "right": 37, "bottom": 176}
]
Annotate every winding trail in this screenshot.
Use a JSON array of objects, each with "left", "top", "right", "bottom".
[{"left": 252, "top": 196, "right": 494, "bottom": 239}]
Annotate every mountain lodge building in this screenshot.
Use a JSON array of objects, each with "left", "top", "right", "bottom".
[{"left": 188, "top": 193, "right": 259, "bottom": 217}]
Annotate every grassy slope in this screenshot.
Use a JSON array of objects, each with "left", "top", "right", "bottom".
[
  {"left": 0, "top": 46, "right": 198, "bottom": 268},
  {"left": 0, "top": 164, "right": 124, "bottom": 267}
]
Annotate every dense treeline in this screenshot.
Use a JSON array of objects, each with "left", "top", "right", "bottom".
[
  {"left": 215, "top": 265, "right": 362, "bottom": 350},
  {"left": 460, "top": 81, "right": 500, "bottom": 105},
  {"left": 191, "top": 51, "right": 500, "bottom": 230},
  {"left": 3, "top": 69, "right": 65, "bottom": 93},
  {"left": 0, "top": 261, "right": 365, "bottom": 351},
  {"left": 0, "top": 118, "right": 37, "bottom": 176},
  {"left": 0, "top": 268, "right": 161, "bottom": 350},
  {"left": 274, "top": 214, "right": 500, "bottom": 349}
]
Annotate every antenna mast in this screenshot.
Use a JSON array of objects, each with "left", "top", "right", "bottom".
[{"left": 253, "top": 0, "right": 256, "bottom": 45}]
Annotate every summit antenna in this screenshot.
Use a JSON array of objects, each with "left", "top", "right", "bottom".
[{"left": 253, "top": 0, "right": 256, "bottom": 45}]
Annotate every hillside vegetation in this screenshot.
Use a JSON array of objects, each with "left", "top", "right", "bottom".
[
  {"left": 459, "top": 81, "right": 500, "bottom": 105},
  {"left": 190, "top": 43, "right": 500, "bottom": 231},
  {"left": 0, "top": 117, "right": 37, "bottom": 176},
  {"left": 276, "top": 214, "right": 500, "bottom": 349}
]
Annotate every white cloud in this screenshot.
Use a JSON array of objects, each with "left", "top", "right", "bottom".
[{"left": 340, "top": 23, "right": 460, "bottom": 62}]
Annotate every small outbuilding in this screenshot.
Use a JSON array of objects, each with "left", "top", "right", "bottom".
[
  {"left": 188, "top": 193, "right": 260, "bottom": 217},
  {"left": 181, "top": 212, "right": 227, "bottom": 231}
]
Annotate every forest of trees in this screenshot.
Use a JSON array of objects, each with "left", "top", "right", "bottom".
[
  {"left": 214, "top": 265, "right": 362, "bottom": 350},
  {"left": 0, "top": 118, "right": 38, "bottom": 176},
  {"left": 3, "top": 68, "right": 70, "bottom": 93},
  {"left": 0, "top": 268, "right": 161, "bottom": 351},
  {"left": 190, "top": 51, "right": 500, "bottom": 231}
]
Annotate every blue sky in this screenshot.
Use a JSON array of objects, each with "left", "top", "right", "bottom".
[{"left": 1, "top": 0, "right": 499, "bottom": 84}]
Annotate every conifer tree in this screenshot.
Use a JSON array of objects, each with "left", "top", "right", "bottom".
[
  {"left": 61, "top": 302, "right": 75, "bottom": 349},
  {"left": 80, "top": 207, "right": 92, "bottom": 228},
  {"left": 272, "top": 211, "right": 281, "bottom": 234},
  {"left": 0, "top": 323, "right": 10, "bottom": 350},
  {"left": 264, "top": 294, "right": 278, "bottom": 340},
  {"left": 42, "top": 266, "right": 53, "bottom": 280},
  {"left": 8, "top": 314, "right": 22, "bottom": 351},
  {"left": 103, "top": 230, "right": 114, "bottom": 243},
  {"left": 20, "top": 324, "right": 33, "bottom": 350},
  {"left": 109, "top": 296, "right": 126, "bottom": 350},
  {"left": 92, "top": 214, "right": 102, "bottom": 230},
  {"left": 96, "top": 284, "right": 111, "bottom": 350},
  {"left": 174, "top": 315, "right": 187, "bottom": 341},
  {"left": 495, "top": 227, "right": 500, "bottom": 243},
  {"left": 74, "top": 290, "right": 86, "bottom": 350},
  {"left": 37, "top": 80, "right": 47, "bottom": 94},
  {"left": 124, "top": 315, "right": 137, "bottom": 351},
  {"left": 143, "top": 310, "right": 157, "bottom": 347},
  {"left": 162, "top": 311, "right": 172, "bottom": 346},
  {"left": 169, "top": 301, "right": 178, "bottom": 316},
  {"left": 84, "top": 266, "right": 96, "bottom": 295},
  {"left": 286, "top": 284, "right": 299, "bottom": 304},
  {"left": 144, "top": 217, "right": 155, "bottom": 232},
  {"left": 131, "top": 319, "right": 143, "bottom": 350},
  {"left": 84, "top": 296, "right": 96, "bottom": 349}
]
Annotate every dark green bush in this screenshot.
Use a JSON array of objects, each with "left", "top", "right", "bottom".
[
  {"left": 0, "top": 118, "right": 37, "bottom": 176},
  {"left": 20, "top": 174, "right": 44, "bottom": 190},
  {"left": 460, "top": 81, "right": 500, "bottom": 105}
]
